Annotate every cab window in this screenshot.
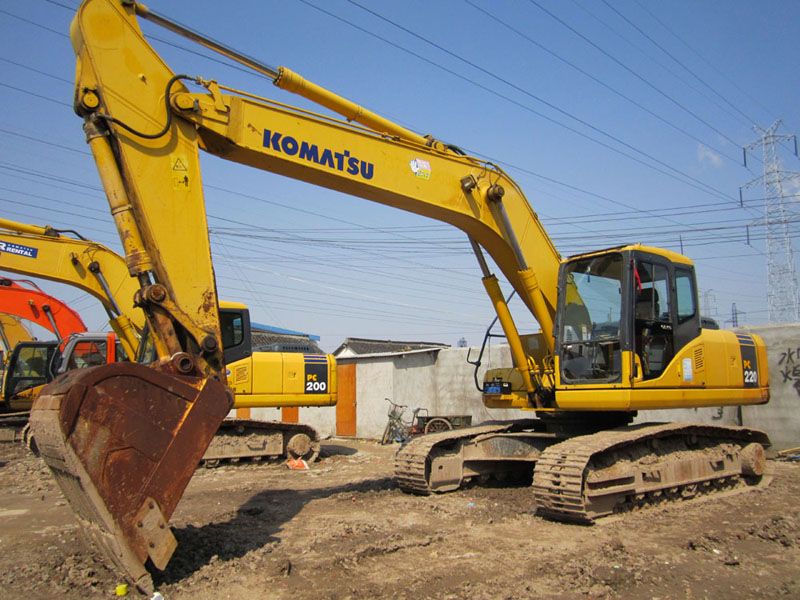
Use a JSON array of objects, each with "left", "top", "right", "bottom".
[
  {"left": 220, "top": 311, "right": 244, "bottom": 349},
  {"left": 559, "top": 253, "right": 623, "bottom": 383},
  {"left": 67, "top": 340, "right": 107, "bottom": 369},
  {"left": 675, "top": 268, "right": 696, "bottom": 324},
  {"left": 634, "top": 261, "right": 674, "bottom": 379}
]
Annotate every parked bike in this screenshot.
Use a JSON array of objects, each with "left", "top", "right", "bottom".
[{"left": 380, "top": 398, "right": 470, "bottom": 444}]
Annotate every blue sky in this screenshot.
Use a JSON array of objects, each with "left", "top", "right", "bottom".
[{"left": 1, "top": 0, "right": 798, "bottom": 351}]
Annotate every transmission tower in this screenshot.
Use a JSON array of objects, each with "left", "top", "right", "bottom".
[
  {"left": 700, "top": 289, "right": 718, "bottom": 320},
  {"left": 730, "top": 303, "right": 739, "bottom": 328},
  {"left": 742, "top": 120, "right": 800, "bottom": 324}
]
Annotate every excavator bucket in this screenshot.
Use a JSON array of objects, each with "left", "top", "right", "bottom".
[{"left": 28, "top": 362, "right": 231, "bottom": 594}]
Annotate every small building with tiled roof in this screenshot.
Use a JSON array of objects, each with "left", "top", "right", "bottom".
[{"left": 332, "top": 337, "right": 450, "bottom": 359}]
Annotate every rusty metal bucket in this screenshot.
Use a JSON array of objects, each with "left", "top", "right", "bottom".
[{"left": 29, "top": 362, "right": 232, "bottom": 593}]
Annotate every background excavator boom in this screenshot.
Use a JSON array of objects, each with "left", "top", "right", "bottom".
[
  {"left": 0, "top": 313, "right": 34, "bottom": 357},
  {"left": 0, "top": 218, "right": 143, "bottom": 358}
]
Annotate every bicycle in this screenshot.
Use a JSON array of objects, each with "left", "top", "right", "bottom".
[{"left": 380, "top": 398, "right": 428, "bottom": 445}]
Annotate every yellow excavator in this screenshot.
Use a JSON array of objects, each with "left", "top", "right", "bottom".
[
  {"left": 30, "top": 0, "right": 770, "bottom": 592},
  {"left": 0, "top": 217, "right": 335, "bottom": 463},
  {"left": 0, "top": 313, "right": 35, "bottom": 359},
  {"left": 0, "top": 313, "right": 35, "bottom": 442}
]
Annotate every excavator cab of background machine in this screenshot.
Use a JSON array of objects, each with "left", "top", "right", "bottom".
[
  {"left": 137, "top": 305, "right": 251, "bottom": 366},
  {"left": 61, "top": 337, "right": 128, "bottom": 370},
  {"left": 3, "top": 341, "right": 58, "bottom": 407},
  {"left": 220, "top": 306, "right": 250, "bottom": 365}
]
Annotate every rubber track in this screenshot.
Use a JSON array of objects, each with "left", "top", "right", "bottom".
[
  {"left": 394, "top": 423, "right": 517, "bottom": 494},
  {"left": 532, "top": 423, "right": 769, "bottom": 523}
]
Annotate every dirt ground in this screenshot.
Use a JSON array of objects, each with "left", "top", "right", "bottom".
[{"left": 0, "top": 438, "right": 799, "bottom": 600}]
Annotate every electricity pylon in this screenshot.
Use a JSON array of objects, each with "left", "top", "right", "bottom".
[{"left": 742, "top": 120, "right": 800, "bottom": 324}]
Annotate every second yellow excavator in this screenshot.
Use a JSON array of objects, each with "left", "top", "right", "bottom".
[
  {"left": 0, "top": 217, "right": 336, "bottom": 463},
  {"left": 30, "top": 0, "right": 770, "bottom": 592},
  {"left": 0, "top": 313, "right": 34, "bottom": 363}
]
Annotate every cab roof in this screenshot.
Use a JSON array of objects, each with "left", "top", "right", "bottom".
[{"left": 566, "top": 243, "right": 694, "bottom": 266}]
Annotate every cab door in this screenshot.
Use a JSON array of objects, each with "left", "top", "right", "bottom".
[{"left": 631, "top": 251, "right": 701, "bottom": 382}]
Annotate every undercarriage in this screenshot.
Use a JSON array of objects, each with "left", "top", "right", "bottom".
[{"left": 394, "top": 418, "right": 770, "bottom": 523}]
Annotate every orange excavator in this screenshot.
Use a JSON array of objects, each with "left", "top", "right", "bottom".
[
  {"left": 0, "top": 279, "right": 91, "bottom": 441},
  {"left": 0, "top": 278, "right": 87, "bottom": 340},
  {"left": 0, "top": 279, "right": 88, "bottom": 410},
  {"left": 0, "top": 277, "right": 129, "bottom": 412}
]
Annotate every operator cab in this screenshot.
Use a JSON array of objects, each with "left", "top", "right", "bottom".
[
  {"left": 556, "top": 245, "right": 700, "bottom": 385},
  {"left": 137, "top": 303, "right": 252, "bottom": 365},
  {"left": 3, "top": 341, "right": 58, "bottom": 403}
]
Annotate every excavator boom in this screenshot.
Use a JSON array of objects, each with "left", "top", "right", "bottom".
[
  {"left": 0, "top": 219, "right": 143, "bottom": 358},
  {"left": 0, "top": 279, "right": 87, "bottom": 340},
  {"left": 0, "top": 313, "right": 33, "bottom": 355}
]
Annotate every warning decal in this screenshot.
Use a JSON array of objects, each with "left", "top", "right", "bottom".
[{"left": 171, "top": 154, "right": 190, "bottom": 190}]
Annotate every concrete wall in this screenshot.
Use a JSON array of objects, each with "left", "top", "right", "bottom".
[
  {"left": 252, "top": 325, "right": 800, "bottom": 450},
  {"left": 738, "top": 324, "right": 799, "bottom": 451}
]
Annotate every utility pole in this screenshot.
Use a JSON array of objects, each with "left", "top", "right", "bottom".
[
  {"left": 742, "top": 120, "right": 800, "bottom": 324},
  {"left": 731, "top": 303, "right": 739, "bottom": 328}
]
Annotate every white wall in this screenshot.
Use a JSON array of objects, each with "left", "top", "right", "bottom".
[{"left": 325, "top": 345, "right": 522, "bottom": 440}]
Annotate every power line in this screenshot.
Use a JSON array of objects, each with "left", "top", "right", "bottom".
[
  {"left": 0, "top": 82, "right": 71, "bottom": 107},
  {"left": 463, "top": 0, "right": 742, "bottom": 166},
  {"left": 527, "top": 0, "right": 742, "bottom": 149},
  {"left": 599, "top": 0, "right": 758, "bottom": 128},
  {"left": 0, "top": 127, "right": 91, "bottom": 155},
  {"left": 573, "top": 0, "right": 756, "bottom": 135},
  {"left": 0, "top": 57, "right": 73, "bottom": 85},
  {"left": 10, "top": 4, "right": 742, "bottom": 232},
  {"left": 631, "top": 0, "right": 774, "bottom": 125},
  {"left": 0, "top": 8, "right": 68, "bottom": 38},
  {"left": 304, "top": 0, "right": 738, "bottom": 206}
]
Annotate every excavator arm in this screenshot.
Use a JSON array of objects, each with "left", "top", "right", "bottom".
[
  {"left": 0, "top": 218, "right": 143, "bottom": 358},
  {"left": 70, "top": 0, "right": 562, "bottom": 398}
]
